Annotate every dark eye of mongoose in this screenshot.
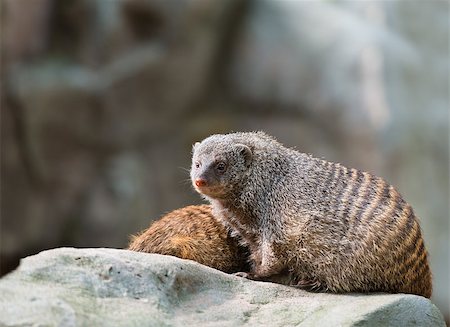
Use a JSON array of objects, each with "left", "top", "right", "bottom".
[
  {"left": 216, "top": 162, "right": 227, "bottom": 173},
  {"left": 195, "top": 162, "right": 200, "bottom": 168}
]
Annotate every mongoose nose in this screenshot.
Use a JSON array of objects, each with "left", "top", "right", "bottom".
[{"left": 195, "top": 179, "right": 207, "bottom": 187}]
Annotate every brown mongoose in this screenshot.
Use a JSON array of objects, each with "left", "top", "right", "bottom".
[
  {"left": 127, "top": 204, "right": 249, "bottom": 273},
  {"left": 190, "top": 131, "right": 432, "bottom": 298}
]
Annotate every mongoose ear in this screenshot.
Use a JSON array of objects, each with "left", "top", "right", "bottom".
[
  {"left": 235, "top": 144, "right": 252, "bottom": 167},
  {"left": 192, "top": 142, "right": 200, "bottom": 153}
]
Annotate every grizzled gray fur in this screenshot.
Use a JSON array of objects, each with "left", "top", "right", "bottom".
[{"left": 190, "top": 131, "right": 432, "bottom": 298}]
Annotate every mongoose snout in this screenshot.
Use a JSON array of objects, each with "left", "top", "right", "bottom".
[{"left": 194, "top": 179, "right": 207, "bottom": 187}]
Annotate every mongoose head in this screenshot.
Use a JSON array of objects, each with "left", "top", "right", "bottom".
[{"left": 191, "top": 134, "right": 253, "bottom": 199}]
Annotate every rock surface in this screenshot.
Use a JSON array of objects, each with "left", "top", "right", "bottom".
[{"left": 0, "top": 248, "right": 445, "bottom": 327}]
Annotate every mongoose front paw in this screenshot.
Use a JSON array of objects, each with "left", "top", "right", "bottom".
[
  {"left": 233, "top": 271, "right": 252, "bottom": 278},
  {"left": 233, "top": 271, "right": 265, "bottom": 281}
]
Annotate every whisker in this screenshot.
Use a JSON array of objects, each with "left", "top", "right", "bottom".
[
  {"left": 179, "top": 178, "right": 194, "bottom": 185},
  {"left": 178, "top": 166, "right": 191, "bottom": 174}
]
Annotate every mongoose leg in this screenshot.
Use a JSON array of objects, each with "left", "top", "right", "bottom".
[
  {"left": 251, "top": 241, "right": 285, "bottom": 278},
  {"left": 233, "top": 243, "right": 284, "bottom": 281}
]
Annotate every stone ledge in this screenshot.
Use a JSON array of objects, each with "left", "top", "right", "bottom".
[{"left": 0, "top": 248, "right": 445, "bottom": 326}]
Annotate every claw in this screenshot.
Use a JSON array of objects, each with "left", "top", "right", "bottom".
[
  {"left": 295, "top": 279, "right": 327, "bottom": 292},
  {"left": 233, "top": 271, "right": 251, "bottom": 278}
]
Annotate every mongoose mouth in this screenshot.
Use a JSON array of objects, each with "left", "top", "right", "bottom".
[
  {"left": 193, "top": 183, "right": 225, "bottom": 198},
  {"left": 193, "top": 183, "right": 213, "bottom": 194}
]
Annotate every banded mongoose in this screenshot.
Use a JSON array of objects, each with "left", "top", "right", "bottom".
[
  {"left": 127, "top": 205, "right": 249, "bottom": 273},
  {"left": 190, "top": 131, "right": 432, "bottom": 298}
]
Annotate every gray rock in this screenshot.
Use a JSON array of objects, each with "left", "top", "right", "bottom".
[{"left": 0, "top": 248, "right": 445, "bottom": 327}]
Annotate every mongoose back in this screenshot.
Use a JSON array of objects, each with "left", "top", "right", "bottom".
[
  {"left": 127, "top": 205, "right": 249, "bottom": 273},
  {"left": 190, "top": 131, "right": 432, "bottom": 298}
]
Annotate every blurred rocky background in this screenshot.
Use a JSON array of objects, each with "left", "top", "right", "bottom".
[{"left": 1, "top": 0, "right": 448, "bottom": 321}]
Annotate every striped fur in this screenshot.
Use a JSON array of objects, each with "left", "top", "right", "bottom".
[
  {"left": 127, "top": 205, "right": 249, "bottom": 273},
  {"left": 191, "top": 132, "right": 432, "bottom": 298}
]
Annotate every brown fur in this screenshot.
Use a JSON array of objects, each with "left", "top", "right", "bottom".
[
  {"left": 191, "top": 132, "right": 432, "bottom": 298},
  {"left": 127, "top": 205, "right": 249, "bottom": 273}
]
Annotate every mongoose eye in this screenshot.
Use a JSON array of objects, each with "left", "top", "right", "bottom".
[
  {"left": 195, "top": 162, "right": 201, "bottom": 169},
  {"left": 215, "top": 162, "right": 227, "bottom": 173}
]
